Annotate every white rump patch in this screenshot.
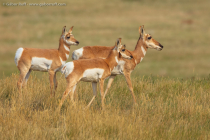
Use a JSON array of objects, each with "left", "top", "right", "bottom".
[
  {"left": 72, "top": 47, "right": 84, "bottom": 60},
  {"left": 14, "top": 48, "right": 24, "bottom": 66},
  {"left": 64, "top": 44, "right": 70, "bottom": 52},
  {"left": 61, "top": 62, "right": 74, "bottom": 78},
  {"left": 30, "top": 57, "right": 53, "bottom": 72},
  {"left": 81, "top": 68, "right": 104, "bottom": 82},
  {"left": 141, "top": 46, "right": 146, "bottom": 56}
]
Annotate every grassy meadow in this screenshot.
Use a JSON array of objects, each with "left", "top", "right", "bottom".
[{"left": 1, "top": 0, "right": 210, "bottom": 139}]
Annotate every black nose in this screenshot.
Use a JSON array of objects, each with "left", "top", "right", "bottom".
[
  {"left": 76, "top": 41, "right": 79, "bottom": 44},
  {"left": 159, "top": 43, "right": 163, "bottom": 48},
  {"left": 130, "top": 55, "right": 133, "bottom": 58}
]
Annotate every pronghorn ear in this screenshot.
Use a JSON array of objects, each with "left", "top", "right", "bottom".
[
  {"left": 114, "top": 38, "right": 122, "bottom": 51},
  {"left": 69, "top": 26, "right": 74, "bottom": 34},
  {"left": 139, "top": 25, "right": 145, "bottom": 38},
  {"left": 62, "top": 26, "right": 66, "bottom": 35}
]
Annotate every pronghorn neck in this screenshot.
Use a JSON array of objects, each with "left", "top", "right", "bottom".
[
  {"left": 58, "top": 37, "right": 71, "bottom": 61},
  {"left": 133, "top": 37, "right": 148, "bottom": 64},
  {"left": 104, "top": 50, "right": 119, "bottom": 71}
]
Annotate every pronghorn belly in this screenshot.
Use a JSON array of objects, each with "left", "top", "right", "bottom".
[
  {"left": 72, "top": 47, "right": 83, "bottom": 60},
  {"left": 111, "top": 60, "right": 125, "bottom": 75},
  {"left": 30, "top": 57, "right": 52, "bottom": 72},
  {"left": 81, "top": 68, "right": 104, "bottom": 82}
]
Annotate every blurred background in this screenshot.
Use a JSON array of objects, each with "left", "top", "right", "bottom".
[{"left": 0, "top": 0, "right": 210, "bottom": 79}]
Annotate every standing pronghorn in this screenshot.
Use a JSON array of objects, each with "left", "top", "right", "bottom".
[
  {"left": 72, "top": 25, "right": 163, "bottom": 105},
  {"left": 58, "top": 38, "right": 133, "bottom": 110},
  {"left": 14, "top": 26, "right": 79, "bottom": 96}
]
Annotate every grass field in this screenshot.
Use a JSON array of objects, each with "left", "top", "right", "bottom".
[{"left": 0, "top": 0, "right": 210, "bottom": 139}]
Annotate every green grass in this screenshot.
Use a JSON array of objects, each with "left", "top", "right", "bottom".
[{"left": 0, "top": 0, "right": 210, "bottom": 78}]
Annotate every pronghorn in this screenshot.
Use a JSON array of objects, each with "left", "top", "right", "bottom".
[
  {"left": 72, "top": 25, "right": 163, "bottom": 105},
  {"left": 58, "top": 38, "right": 133, "bottom": 110},
  {"left": 14, "top": 26, "right": 79, "bottom": 96}
]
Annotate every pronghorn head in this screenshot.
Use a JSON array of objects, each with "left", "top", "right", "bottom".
[
  {"left": 114, "top": 38, "right": 133, "bottom": 60},
  {"left": 139, "top": 25, "right": 163, "bottom": 51},
  {"left": 61, "top": 26, "right": 79, "bottom": 46}
]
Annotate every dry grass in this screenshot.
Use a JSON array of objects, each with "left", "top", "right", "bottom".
[{"left": 0, "top": 73, "right": 210, "bottom": 139}]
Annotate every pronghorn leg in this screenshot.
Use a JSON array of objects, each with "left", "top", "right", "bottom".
[
  {"left": 17, "top": 67, "right": 29, "bottom": 93},
  {"left": 85, "top": 82, "right": 97, "bottom": 109},
  {"left": 124, "top": 72, "right": 137, "bottom": 105},
  {"left": 48, "top": 70, "right": 55, "bottom": 96},
  {"left": 53, "top": 72, "right": 58, "bottom": 91},
  {"left": 58, "top": 84, "right": 76, "bottom": 110},
  {"left": 22, "top": 69, "right": 32, "bottom": 87},
  {"left": 104, "top": 75, "right": 116, "bottom": 98},
  {"left": 69, "top": 84, "right": 77, "bottom": 106},
  {"left": 99, "top": 79, "right": 105, "bottom": 110}
]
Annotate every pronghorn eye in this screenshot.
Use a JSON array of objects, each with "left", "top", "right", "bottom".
[
  {"left": 67, "top": 36, "right": 70, "bottom": 39},
  {"left": 148, "top": 36, "right": 152, "bottom": 40},
  {"left": 122, "top": 49, "right": 125, "bottom": 52}
]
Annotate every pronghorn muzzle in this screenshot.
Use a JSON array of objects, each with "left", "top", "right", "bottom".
[{"left": 158, "top": 43, "right": 163, "bottom": 51}]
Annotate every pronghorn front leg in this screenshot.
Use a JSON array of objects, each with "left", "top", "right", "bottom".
[
  {"left": 58, "top": 84, "right": 76, "bottom": 111},
  {"left": 99, "top": 79, "right": 105, "bottom": 110},
  {"left": 124, "top": 72, "right": 137, "bottom": 105},
  {"left": 49, "top": 70, "right": 55, "bottom": 96},
  {"left": 104, "top": 75, "right": 116, "bottom": 98}
]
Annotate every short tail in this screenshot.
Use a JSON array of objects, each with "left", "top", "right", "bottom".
[{"left": 14, "top": 48, "right": 24, "bottom": 66}]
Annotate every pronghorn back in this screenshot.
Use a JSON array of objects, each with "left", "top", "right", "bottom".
[{"left": 72, "top": 46, "right": 114, "bottom": 60}]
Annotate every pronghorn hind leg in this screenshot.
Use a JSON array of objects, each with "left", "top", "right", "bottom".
[
  {"left": 22, "top": 69, "right": 32, "bottom": 87},
  {"left": 85, "top": 82, "right": 97, "bottom": 109},
  {"left": 104, "top": 75, "right": 116, "bottom": 98},
  {"left": 48, "top": 70, "right": 55, "bottom": 97},
  {"left": 124, "top": 72, "right": 137, "bottom": 105},
  {"left": 17, "top": 66, "right": 30, "bottom": 94},
  {"left": 99, "top": 79, "right": 105, "bottom": 110}
]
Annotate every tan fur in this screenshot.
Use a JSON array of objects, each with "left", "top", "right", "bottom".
[
  {"left": 72, "top": 25, "right": 163, "bottom": 105},
  {"left": 58, "top": 39, "right": 133, "bottom": 110},
  {"left": 15, "top": 26, "right": 79, "bottom": 96}
]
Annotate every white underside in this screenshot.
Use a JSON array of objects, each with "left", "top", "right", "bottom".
[
  {"left": 30, "top": 57, "right": 53, "bottom": 72},
  {"left": 14, "top": 48, "right": 24, "bottom": 66},
  {"left": 81, "top": 68, "right": 104, "bottom": 82}
]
